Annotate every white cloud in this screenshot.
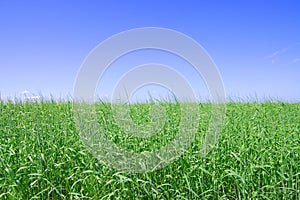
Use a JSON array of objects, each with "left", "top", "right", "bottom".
[
  {"left": 20, "top": 90, "right": 40, "bottom": 101},
  {"left": 264, "top": 47, "right": 288, "bottom": 59},
  {"left": 24, "top": 95, "right": 40, "bottom": 100},
  {"left": 20, "top": 90, "right": 31, "bottom": 94},
  {"left": 265, "top": 43, "right": 300, "bottom": 65},
  {"left": 291, "top": 58, "right": 300, "bottom": 64}
]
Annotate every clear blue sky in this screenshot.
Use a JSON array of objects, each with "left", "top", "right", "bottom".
[{"left": 0, "top": 0, "right": 299, "bottom": 102}]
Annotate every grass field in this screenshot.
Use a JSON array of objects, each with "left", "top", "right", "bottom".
[{"left": 0, "top": 100, "right": 299, "bottom": 199}]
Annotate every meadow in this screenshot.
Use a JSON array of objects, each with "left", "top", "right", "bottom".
[{"left": 0, "top": 100, "right": 299, "bottom": 199}]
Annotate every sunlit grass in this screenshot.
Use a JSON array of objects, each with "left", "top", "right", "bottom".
[{"left": 0, "top": 99, "right": 299, "bottom": 199}]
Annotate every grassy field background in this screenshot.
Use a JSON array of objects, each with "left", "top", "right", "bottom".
[{"left": 0, "top": 100, "right": 299, "bottom": 199}]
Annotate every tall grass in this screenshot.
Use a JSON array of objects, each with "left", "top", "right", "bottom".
[{"left": 0, "top": 100, "right": 299, "bottom": 199}]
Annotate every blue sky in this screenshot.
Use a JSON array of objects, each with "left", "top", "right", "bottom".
[{"left": 0, "top": 0, "right": 299, "bottom": 102}]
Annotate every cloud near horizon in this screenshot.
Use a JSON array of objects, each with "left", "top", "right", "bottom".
[{"left": 265, "top": 43, "right": 300, "bottom": 65}]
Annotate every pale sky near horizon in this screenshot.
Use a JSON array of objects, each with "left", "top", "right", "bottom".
[{"left": 0, "top": 1, "right": 299, "bottom": 102}]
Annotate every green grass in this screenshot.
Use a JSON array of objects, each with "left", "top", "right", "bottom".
[{"left": 0, "top": 100, "right": 299, "bottom": 199}]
